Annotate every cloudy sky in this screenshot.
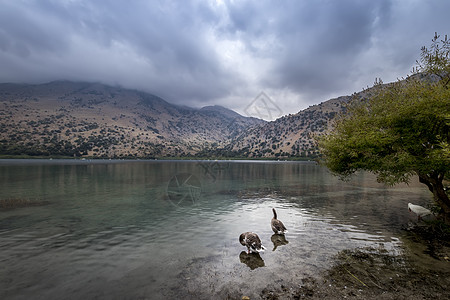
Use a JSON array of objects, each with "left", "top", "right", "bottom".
[{"left": 0, "top": 0, "right": 449, "bottom": 119}]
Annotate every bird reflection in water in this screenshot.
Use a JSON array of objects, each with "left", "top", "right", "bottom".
[
  {"left": 271, "top": 234, "right": 289, "bottom": 251},
  {"left": 239, "top": 251, "right": 265, "bottom": 270}
]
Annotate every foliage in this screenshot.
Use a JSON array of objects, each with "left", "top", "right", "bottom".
[
  {"left": 319, "top": 76, "right": 449, "bottom": 184},
  {"left": 318, "top": 33, "right": 450, "bottom": 217},
  {"left": 417, "top": 32, "right": 450, "bottom": 85}
]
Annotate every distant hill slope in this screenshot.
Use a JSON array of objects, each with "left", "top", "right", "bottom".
[
  {"left": 0, "top": 81, "right": 264, "bottom": 158},
  {"left": 0, "top": 78, "right": 403, "bottom": 159},
  {"left": 222, "top": 96, "right": 349, "bottom": 158},
  {"left": 223, "top": 85, "right": 383, "bottom": 159}
]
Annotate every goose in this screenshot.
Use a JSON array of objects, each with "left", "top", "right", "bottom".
[
  {"left": 408, "top": 203, "right": 432, "bottom": 221},
  {"left": 271, "top": 208, "right": 287, "bottom": 235},
  {"left": 239, "top": 232, "right": 266, "bottom": 254}
]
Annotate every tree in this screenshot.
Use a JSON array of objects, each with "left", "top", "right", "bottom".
[{"left": 318, "top": 33, "right": 450, "bottom": 221}]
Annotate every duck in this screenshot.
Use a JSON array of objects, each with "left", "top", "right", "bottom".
[
  {"left": 271, "top": 208, "right": 287, "bottom": 235},
  {"left": 408, "top": 203, "right": 432, "bottom": 221},
  {"left": 239, "top": 232, "right": 266, "bottom": 254}
]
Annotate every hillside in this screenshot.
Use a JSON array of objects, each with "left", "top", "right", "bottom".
[
  {"left": 0, "top": 79, "right": 394, "bottom": 159},
  {"left": 222, "top": 86, "right": 382, "bottom": 159},
  {"left": 220, "top": 96, "right": 347, "bottom": 158},
  {"left": 0, "top": 81, "right": 264, "bottom": 158}
]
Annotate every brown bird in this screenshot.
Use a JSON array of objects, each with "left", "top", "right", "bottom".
[
  {"left": 239, "top": 232, "right": 266, "bottom": 254},
  {"left": 271, "top": 208, "right": 287, "bottom": 235}
]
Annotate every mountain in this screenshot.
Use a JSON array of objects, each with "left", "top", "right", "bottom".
[
  {"left": 222, "top": 85, "right": 385, "bottom": 159},
  {"left": 0, "top": 81, "right": 264, "bottom": 158},
  {"left": 0, "top": 78, "right": 400, "bottom": 159},
  {"left": 220, "top": 96, "right": 348, "bottom": 158},
  {"left": 225, "top": 74, "right": 436, "bottom": 159}
]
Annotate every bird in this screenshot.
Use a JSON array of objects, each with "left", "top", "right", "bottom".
[
  {"left": 239, "top": 232, "right": 266, "bottom": 254},
  {"left": 271, "top": 208, "right": 287, "bottom": 235},
  {"left": 408, "top": 203, "right": 432, "bottom": 221}
]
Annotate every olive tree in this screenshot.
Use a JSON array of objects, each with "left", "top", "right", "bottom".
[{"left": 318, "top": 33, "right": 450, "bottom": 221}]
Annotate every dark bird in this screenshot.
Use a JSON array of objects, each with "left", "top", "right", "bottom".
[
  {"left": 239, "top": 232, "right": 266, "bottom": 254},
  {"left": 271, "top": 208, "right": 287, "bottom": 235}
]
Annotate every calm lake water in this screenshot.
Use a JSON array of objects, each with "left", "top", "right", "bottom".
[{"left": 0, "top": 159, "right": 434, "bottom": 299}]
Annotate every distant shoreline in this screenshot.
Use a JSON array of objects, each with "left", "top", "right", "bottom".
[{"left": 0, "top": 155, "right": 316, "bottom": 162}]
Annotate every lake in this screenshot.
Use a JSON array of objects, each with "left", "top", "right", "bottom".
[{"left": 0, "top": 159, "right": 437, "bottom": 299}]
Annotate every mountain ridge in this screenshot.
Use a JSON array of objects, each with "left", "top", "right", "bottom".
[
  {"left": 223, "top": 95, "right": 350, "bottom": 158},
  {"left": 0, "top": 81, "right": 264, "bottom": 158},
  {"left": 1, "top": 79, "right": 388, "bottom": 159}
]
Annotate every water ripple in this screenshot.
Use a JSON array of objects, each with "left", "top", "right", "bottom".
[{"left": 0, "top": 160, "right": 426, "bottom": 299}]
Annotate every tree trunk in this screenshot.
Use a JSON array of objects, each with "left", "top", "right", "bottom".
[{"left": 418, "top": 172, "right": 450, "bottom": 223}]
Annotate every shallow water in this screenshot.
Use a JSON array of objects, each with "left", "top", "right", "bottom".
[{"left": 0, "top": 159, "right": 433, "bottom": 299}]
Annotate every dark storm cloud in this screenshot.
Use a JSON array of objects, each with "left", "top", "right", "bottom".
[
  {"left": 221, "top": 0, "right": 392, "bottom": 99},
  {"left": 271, "top": 1, "right": 392, "bottom": 95},
  {"left": 0, "top": 0, "right": 449, "bottom": 117},
  {"left": 220, "top": 0, "right": 449, "bottom": 108},
  {"left": 0, "top": 0, "right": 238, "bottom": 102}
]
